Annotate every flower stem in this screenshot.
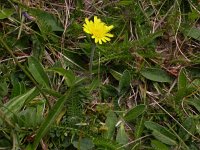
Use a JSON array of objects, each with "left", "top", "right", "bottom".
[{"left": 89, "top": 43, "right": 96, "bottom": 78}]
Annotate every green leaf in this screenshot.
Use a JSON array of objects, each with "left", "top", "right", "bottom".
[
  {"left": 134, "top": 30, "right": 163, "bottom": 47},
  {"left": 187, "top": 98, "right": 200, "bottom": 113},
  {"left": 178, "top": 69, "right": 187, "bottom": 91},
  {"left": 11, "top": 81, "right": 26, "bottom": 98},
  {"left": 28, "top": 56, "right": 51, "bottom": 88},
  {"left": 101, "top": 84, "right": 118, "bottom": 100},
  {"left": 116, "top": 123, "right": 129, "bottom": 145},
  {"left": 48, "top": 68, "right": 75, "bottom": 87},
  {"left": 110, "top": 69, "right": 122, "bottom": 81},
  {"left": 182, "top": 27, "right": 200, "bottom": 41},
  {"left": 104, "top": 111, "right": 118, "bottom": 139},
  {"left": 178, "top": 117, "right": 195, "bottom": 141},
  {"left": 32, "top": 88, "right": 73, "bottom": 149},
  {"left": 152, "top": 130, "right": 177, "bottom": 145},
  {"left": 0, "top": 9, "right": 14, "bottom": 19},
  {"left": 140, "top": 68, "right": 172, "bottom": 83},
  {"left": 72, "top": 138, "right": 94, "bottom": 150},
  {"left": 119, "top": 70, "right": 131, "bottom": 94},
  {"left": 151, "top": 140, "right": 169, "bottom": 150},
  {"left": 93, "top": 138, "right": 122, "bottom": 150},
  {"left": 29, "top": 8, "right": 64, "bottom": 32},
  {"left": 1, "top": 87, "right": 38, "bottom": 119},
  {"left": 144, "top": 121, "right": 177, "bottom": 145},
  {"left": 135, "top": 116, "right": 145, "bottom": 138},
  {"left": 0, "top": 80, "right": 8, "bottom": 97},
  {"left": 124, "top": 104, "right": 146, "bottom": 122}
]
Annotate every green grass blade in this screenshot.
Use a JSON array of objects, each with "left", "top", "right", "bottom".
[{"left": 32, "top": 88, "right": 73, "bottom": 149}]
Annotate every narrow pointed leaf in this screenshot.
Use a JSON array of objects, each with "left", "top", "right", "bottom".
[{"left": 32, "top": 88, "right": 73, "bottom": 149}]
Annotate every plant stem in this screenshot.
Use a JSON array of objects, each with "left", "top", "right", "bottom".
[
  {"left": 0, "top": 38, "right": 51, "bottom": 108},
  {"left": 89, "top": 43, "right": 96, "bottom": 78}
]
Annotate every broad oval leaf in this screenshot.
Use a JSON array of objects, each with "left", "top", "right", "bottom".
[
  {"left": 140, "top": 68, "right": 172, "bottom": 83},
  {"left": 104, "top": 111, "right": 118, "bottom": 139},
  {"left": 144, "top": 121, "right": 177, "bottom": 145},
  {"left": 124, "top": 104, "right": 146, "bottom": 122},
  {"left": 28, "top": 56, "right": 51, "bottom": 88},
  {"left": 152, "top": 130, "right": 177, "bottom": 145}
]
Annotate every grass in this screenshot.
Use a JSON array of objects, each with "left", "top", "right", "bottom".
[{"left": 0, "top": 0, "right": 200, "bottom": 149}]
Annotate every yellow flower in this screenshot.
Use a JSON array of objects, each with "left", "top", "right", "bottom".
[{"left": 83, "top": 16, "right": 114, "bottom": 44}]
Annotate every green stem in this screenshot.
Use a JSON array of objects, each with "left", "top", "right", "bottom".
[
  {"left": 0, "top": 38, "right": 51, "bottom": 108},
  {"left": 89, "top": 43, "right": 96, "bottom": 78}
]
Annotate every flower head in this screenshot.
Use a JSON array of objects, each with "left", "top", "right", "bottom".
[{"left": 83, "top": 16, "right": 114, "bottom": 44}]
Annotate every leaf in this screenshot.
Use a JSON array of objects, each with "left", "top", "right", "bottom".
[
  {"left": 144, "top": 121, "right": 177, "bottom": 145},
  {"left": 1, "top": 87, "right": 38, "bottom": 119},
  {"left": 124, "top": 104, "right": 146, "bottom": 122},
  {"left": 182, "top": 27, "right": 200, "bottom": 41},
  {"left": 134, "top": 31, "right": 163, "bottom": 47},
  {"left": 48, "top": 68, "right": 75, "bottom": 87},
  {"left": 29, "top": 8, "right": 64, "bottom": 32},
  {"left": 187, "top": 98, "right": 200, "bottom": 113},
  {"left": 104, "top": 111, "right": 118, "bottom": 139},
  {"left": 178, "top": 68, "right": 187, "bottom": 91},
  {"left": 101, "top": 84, "right": 118, "bottom": 100},
  {"left": 119, "top": 70, "right": 131, "bottom": 94},
  {"left": 0, "top": 80, "right": 8, "bottom": 97},
  {"left": 0, "top": 9, "right": 14, "bottom": 19},
  {"left": 152, "top": 130, "right": 177, "bottom": 145},
  {"left": 11, "top": 81, "right": 26, "bottom": 98},
  {"left": 72, "top": 138, "right": 94, "bottom": 150},
  {"left": 110, "top": 69, "right": 122, "bottom": 81},
  {"left": 151, "top": 140, "right": 169, "bottom": 150},
  {"left": 28, "top": 56, "right": 51, "bottom": 88},
  {"left": 140, "top": 68, "right": 172, "bottom": 83},
  {"left": 32, "top": 88, "right": 73, "bottom": 149},
  {"left": 116, "top": 123, "right": 129, "bottom": 145},
  {"left": 134, "top": 116, "right": 145, "bottom": 138},
  {"left": 178, "top": 117, "right": 195, "bottom": 141},
  {"left": 93, "top": 138, "right": 122, "bottom": 150}
]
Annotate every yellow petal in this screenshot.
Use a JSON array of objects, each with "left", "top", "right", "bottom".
[
  {"left": 99, "top": 39, "right": 102, "bottom": 44},
  {"left": 105, "top": 33, "right": 114, "bottom": 37},
  {"left": 95, "top": 38, "right": 98, "bottom": 43},
  {"left": 85, "top": 18, "right": 90, "bottom": 25}
]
